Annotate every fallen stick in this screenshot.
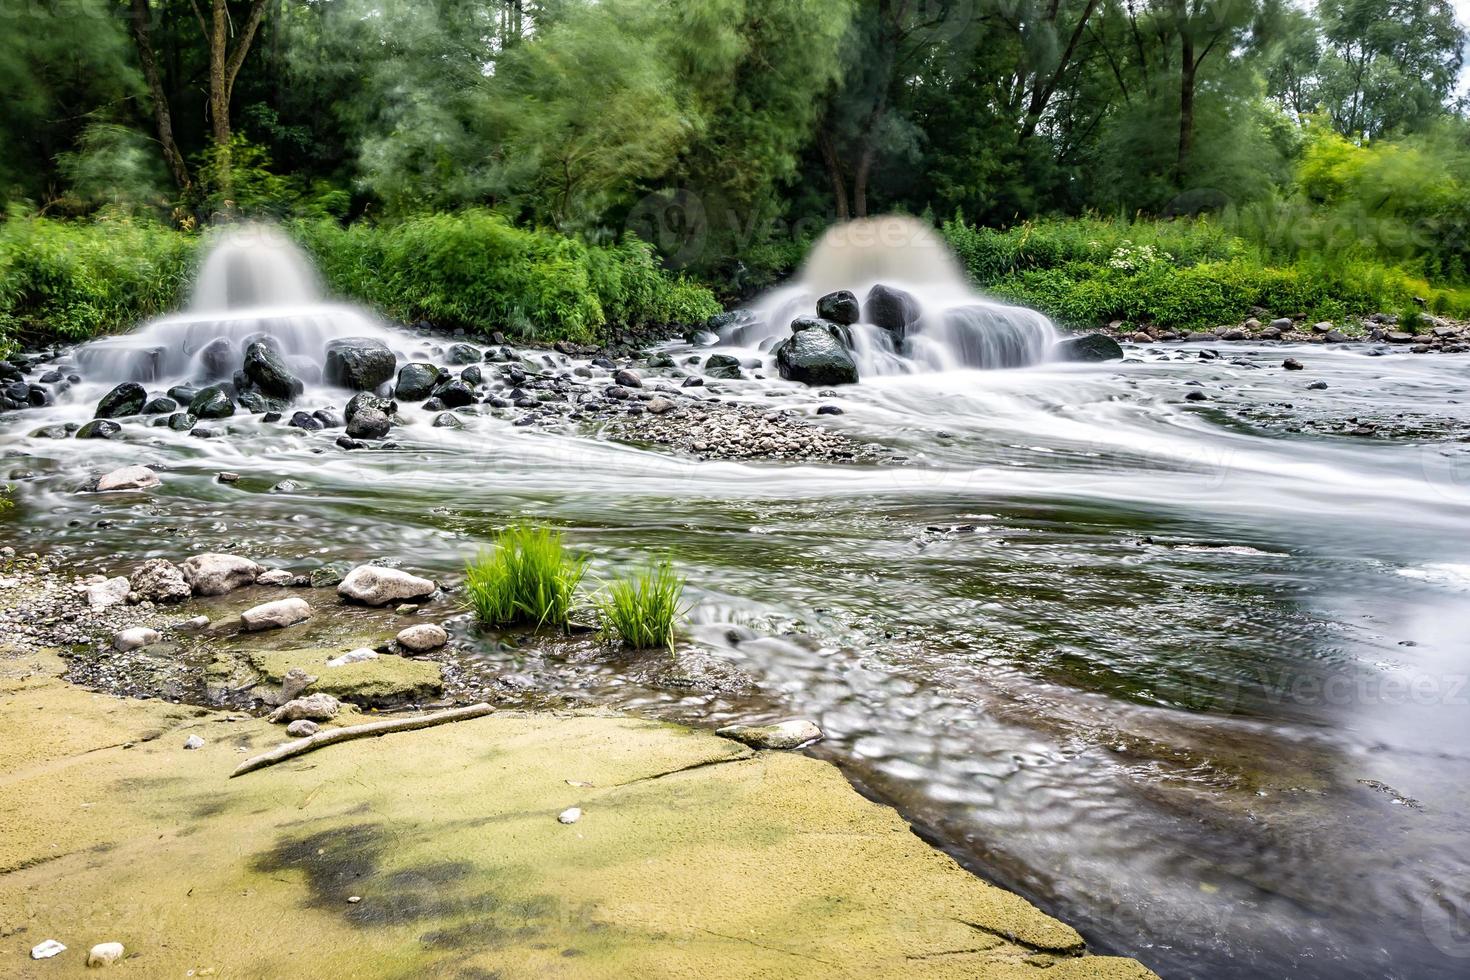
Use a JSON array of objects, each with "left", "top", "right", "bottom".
[{"left": 230, "top": 702, "right": 493, "bottom": 778}]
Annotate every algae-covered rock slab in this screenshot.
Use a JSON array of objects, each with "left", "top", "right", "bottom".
[
  {"left": 248, "top": 648, "right": 443, "bottom": 706},
  {"left": 0, "top": 649, "right": 1157, "bottom": 979}
]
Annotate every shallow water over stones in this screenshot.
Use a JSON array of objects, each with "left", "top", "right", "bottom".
[{"left": 4, "top": 331, "right": 1470, "bottom": 978}]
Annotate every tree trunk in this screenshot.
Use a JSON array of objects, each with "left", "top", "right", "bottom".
[
  {"left": 853, "top": 144, "right": 874, "bottom": 219},
  {"left": 129, "top": 0, "right": 190, "bottom": 190},
  {"left": 209, "top": 0, "right": 230, "bottom": 147},
  {"left": 1178, "top": 35, "right": 1196, "bottom": 185},
  {"left": 817, "top": 126, "right": 850, "bottom": 221}
]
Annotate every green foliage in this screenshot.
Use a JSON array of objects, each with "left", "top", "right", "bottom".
[
  {"left": 463, "top": 525, "right": 588, "bottom": 630},
  {"left": 594, "top": 560, "right": 687, "bottom": 651},
  {"left": 0, "top": 213, "right": 197, "bottom": 349}
]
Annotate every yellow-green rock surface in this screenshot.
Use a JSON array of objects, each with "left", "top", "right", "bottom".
[{"left": 0, "top": 650, "right": 1156, "bottom": 979}]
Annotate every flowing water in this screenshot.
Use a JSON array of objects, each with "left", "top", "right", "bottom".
[{"left": 4, "top": 223, "right": 1470, "bottom": 978}]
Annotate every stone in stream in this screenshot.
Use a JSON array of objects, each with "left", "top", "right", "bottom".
[
  {"left": 142, "top": 396, "right": 177, "bottom": 415},
  {"left": 288, "top": 411, "right": 323, "bottom": 431},
  {"left": 179, "top": 553, "right": 263, "bottom": 596},
  {"left": 338, "top": 565, "right": 436, "bottom": 606},
  {"left": 446, "top": 343, "right": 481, "bottom": 364},
  {"left": 1282, "top": 357, "right": 1305, "bottom": 371},
  {"left": 188, "top": 385, "right": 235, "bottom": 419},
  {"left": 863, "top": 284, "right": 921, "bottom": 342},
  {"left": 240, "top": 597, "right": 313, "bottom": 632},
  {"left": 86, "top": 576, "right": 131, "bottom": 610},
  {"left": 703, "top": 353, "right": 744, "bottom": 380},
  {"left": 431, "top": 379, "right": 475, "bottom": 408},
  {"left": 715, "top": 719, "right": 823, "bottom": 750},
  {"left": 255, "top": 568, "right": 295, "bottom": 587},
  {"left": 313, "top": 408, "right": 344, "bottom": 429},
  {"left": 167, "top": 412, "right": 197, "bottom": 432},
  {"left": 614, "top": 369, "right": 643, "bottom": 388},
  {"left": 397, "top": 623, "right": 448, "bottom": 652},
  {"left": 775, "top": 326, "right": 859, "bottom": 387},
  {"left": 646, "top": 397, "right": 675, "bottom": 415},
  {"left": 113, "top": 627, "right": 161, "bottom": 652},
  {"left": 95, "top": 465, "right": 160, "bottom": 492},
  {"left": 242, "top": 340, "right": 303, "bottom": 399},
  {"left": 1053, "top": 333, "right": 1123, "bottom": 362},
  {"left": 344, "top": 391, "right": 395, "bottom": 423},
  {"left": 345, "top": 405, "right": 391, "bottom": 439},
  {"left": 95, "top": 382, "right": 147, "bottom": 418},
  {"left": 286, "top": 719, "right": 320, "bottom": 737},
  {"left": 460, "top": 364, "right": 483, "bottom": 385},
  {"left": 395, "top": 362, "right": 442, "bottom": 401},
  {"left": 269, "top": 692, "right": 342, "bottom": 723},
  {"left": 76, "top": 419, "right": 121, "bottom": 439},
  {"left": 198, "top": 338, "right": 236, "bottom": 378},
  {"left": 308, "top": 562, "right": 351, "bottom": 588},
  {"left": 816, "top": 289, "right": 861, "bottom": 325},
  {"left": 431, "top": 412, "right": 464, "bottom": 429},
  {"left": 87, "top": 942, "right": 126, "bottom": 968},
  {"left": 128, "top": 558, "right": 191, "bottom": 604},
  {"left": 325, "top": 338, "right": 396, "bottom": 390}
]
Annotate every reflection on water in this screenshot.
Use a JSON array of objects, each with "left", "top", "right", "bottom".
[{"left": 5, "top": 336, "right": 1470, "bottom": 978}]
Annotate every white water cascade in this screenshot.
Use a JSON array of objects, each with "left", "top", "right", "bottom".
[
  {"left": 75, "top": 224, "right": 393, "bottom": 385},
  {"left": 719, "top": 215, "right": 1057, "bottom": 374}
]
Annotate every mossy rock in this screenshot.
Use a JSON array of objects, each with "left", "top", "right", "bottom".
[{"left": 247, "top": 648, "right": 444, "bottom": 706}]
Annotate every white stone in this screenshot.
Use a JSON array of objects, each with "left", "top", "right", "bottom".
[
  {"left": 255, "top": 568, "right": 294, "bottom": 587},
  {"left": 128, "top": 558, "right": 191, "bottom": 604},
  {"left": 396, "top": 623, "right": 448, "bottom": 652},
  {"left": 85, "top": 576, "right": 131, "bottom": 610},
  {"left": 171, "top": 615, "right": 211, "bottom": 632},
  {"left": 240, "top": 597, "right": 313, "bottom": 632},
  {"left": 558, "top": 807, "right": 582, "bottom": 825},
  {"left": 269, "top": 693, "right": 341, "bottom": 724},
  {"left": 95, "top": 465, "right": 160, "bottom": 492},
  {"left": 113, "top": 627, "right": 161, "bottom": 652},
  {"left": 179, "top": 553, "right": 263, "bottom": 596},
  {"left": 183, "top": 735, "right": 205, "bottom": 750},
  {"left": 326, "top": 648, "right": 378, "bottom": 667},
  {"left": 31, "top": 940, "right": 66, "bottom": 959},
  {"left": 337, "top": 565, "right": 436, "bottom": 606},
  {"left": 86, "top": 941, "right": 125, "bottom": 967}
]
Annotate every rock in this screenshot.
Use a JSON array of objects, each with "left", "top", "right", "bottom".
[
  {"left": 614, "top": 369, "right": 643, "bottom": 388},
  {"left": 395, "top": 362, "right": 442, "bottom": 400},
  {"left": 243, "top": 341, "right": 302, "bottom": 399},
  {"left": 1269, "top": 317, "right": 1293, "bottom": 332},
  {"left": 1386, "top": 331, "right": 1415, "bottom": 343},
  {"left": 344, "top": 391, "right": 395, "bottom": 423},
  {"left": 95, "top": 382, "right": 147, "bottom": 418},
  {"left": 86, "top": 576, "right": 131, "bottom": 610},
  {"left": 179, "top": 553, "right": 263, "bottom": 596},
  {"left": 286, "top": 719, "right": 320, "bottom": 737},
  {"left": 1311, "top": 321, "right": 1333, "bottom": 333},
  {"left": 269, "top": 692, "right": 342, "bottom": 723},
  {"left": 327, "top": 648, "right": 379, "bottom": 667},
  {"left": 775, "top": 327, "right": 859, "bottom": 386},
  {"left": 309, "top": 562, "right": 351, "bottom": 588},
  {"left": 1282, "top": 357, "right": 1305, "bottom": 370},
  {"left": 288, "top": 411, "right": 323, "bottom": 431},
  {"left": 325, "top": 338, "right": 396, "bottom": 390},
  {"left": 183, "top": 734, "right": 205, "bottom": 750},
  {"left": 816, "top": 289, "right": 860, "bottom": 325},
  {"left": 141, "top": 396, "right": 177, "bottom": 415},
  {"left": 1220, "top": 328, "right": 1246, "bottom": 341},
  {"left": 198, "top": 338, "right": 236, "bottom": 378},
  {"left": 397, "top": 623, "right": 448, "bottom": 652},
  {"left": 76, "top": 419, "right": 121, "bottom": 439},
  {"left": 1054, "top": 334, "right": 1124, "bottom": 362},
  {"left": 256, "top": 568, "right": 295, "bottom": 586},
  {"left": 460, "top": 364, "right": 483, "bottom": 385},
  {"left": 30, "top": 940, "right": 66, "bottom": 960},
  {"left": 188, "top": 385, "right": 235, "bottom": 419},
  {"left": 703, "top": 353, "right": 744, "bottom": 380},
  {"left": 114, "top": 627, "right": 162, "bottom": 651},
  {"left": 86, "top": 941, "right": 125, "bottom": 967},
  {"left": 338, "top": 565, "right": 436, "bottom": 606},
  {"left": 95, "top": 465, "right": 160, "bottom": 492},
  {"left": 253, "top": 649, "right": 442, "bottom": 706},
  {"left": 863, "top": 284, "right": 920, "bottom": 342},
  {"left": 1184, "top": 390, "right": 1209, "bottom": 402},
  {"left": 240, "top": 597, "right": 313, "bottom": 632},
  {"left": 558, "top": 807, "right": 582, "bottom": 825},
  {"left": 171, "top": 615, "right": 211, "bottom": 633},
  {"left": 431, "top": 379, "right": 475, "bottom": 408},
  {"left": 128, "top": 558, "right": 191, "bottom": 603},
  {"left": 715, "top": 719, "right": 823, "bottom": 750},
  {"left": 166, "top": 412, "right": 197, "bottom": 432},
  {"left": 1130, "top": 332, "right": 1152, "bottom": 343},
  {"left": 431, "top": 412, "right": 464, "bottom": 429},
  {"left": 280, "top": 667, "right": 317, "bottom": 701},
  {"left": 346, "top": 406, "right": 391, "bottom": 439},
  {"left": 646, "top": 397, "right": 675, "bottom": 415},
  {"left": 816, "top": 404, "right": 844, "bottom": 415},
  {"left": 446, "top": 343, "right": 480, "bottom": 364},
  {"left": 1307, "top": 380, "right": 1329, "bottom": 390}
]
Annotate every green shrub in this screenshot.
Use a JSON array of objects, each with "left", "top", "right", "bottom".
[
  {"left": 463, "top": 524, "right": 588, "bottom": 629},
  {"left": 594, "top": 559, "right": 686, "bottom": 651}
]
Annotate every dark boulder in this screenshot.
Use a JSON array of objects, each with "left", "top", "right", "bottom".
[
  {"left": 189, "top": 385, "right": 235, "bottom": 419},
  {"left": 863, "top": 284, "right": 921, "bottom": 342},
  {"left": 791, "top": 315, "right": 853, "bottom": 348},
  {"left": 774, "top": 329, "right": 859, "bottom": 387},
  {"left": 95, "top": 382, "right": 147, "bottom": 419},
  {"left": 1053, "top": 334, "right": 1124, "bottom": 362},
  {"left": 432, "top": 379, "right": 475, "bottom": 408},
  {"left": 167, "top": 384, "right": 200, "bottom": 405},
  {"left": 237, "top": 390, "right": 287, "bottom": 414},
  {"left": 312, "top": 408, "right": 343, "bottom": 429},
  {"left": 288, "top": 411, "right": 324, "bottom": 431},
  {"left": 446, "top": 343, "right": 480, "bottom": 364},
  {"left": 324, "top": 338, "right": 396, "bottom": 390},
  {"left": 432, "top": 412, "right": 464, "bottom": 429},
  {"left": 614, "top": 369, "right": 643, "bottom": 388},
  {"left": 395, "top": 362, "right": 441, "bottom": 401},
  {"left": 345, "top": 406, "right": 391, "bottom": 440},
  {"left": 76, "top": 419, "right": 121, "bottom": 439},
  {"left": 816, "top": 290, "right": 860, "bottom": 325},
  {"left": 345, "top": 391, "right": 395, "bottom": 423},
  {"left": 460, "top": 365, "right": 483, "bottom": 386},
  {"left": 197, "top": 338, "right": 235, "bottom": 379},
  {"left": 704, "top": 353, "right": 744, "bottom": 380},
  {"left": 243, "top": 341, "right": 303, "bottom": 399},
  {"left": 167, "top": 412, "right": 197, "bottom": 432},
  {"left": 142, "top": 397, "right": 177, "bottom": 415}
]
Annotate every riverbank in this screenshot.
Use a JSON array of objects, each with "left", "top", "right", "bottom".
[{"left": 0, "top": 634, "right": 1154, "bottom": 977}]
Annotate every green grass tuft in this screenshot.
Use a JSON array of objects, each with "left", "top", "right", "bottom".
[
  {"left": 594, "top": 559, "right": 687, "bottom": 651},
  {"left": 463, "top": 524, "right": 588, "bottom": 629}
]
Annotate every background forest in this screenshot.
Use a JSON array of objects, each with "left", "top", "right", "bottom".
[{"left": 4, "top": 0, "right": 1470, "bottom": 348}]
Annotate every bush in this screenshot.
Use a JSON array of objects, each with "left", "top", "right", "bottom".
[
  {"left": 463, "top": 524, "right": 588, "bottom": 630},
  {"left": 594, "top": 560, "right": 686, "bottom": 651}
]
